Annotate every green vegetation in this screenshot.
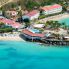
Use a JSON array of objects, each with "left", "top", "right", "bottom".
[
  {"left": 0, "top": 22, "right": 5, "bottom": 28},
  {"left": 25, "top": 0, "right": 40, "bottom": 10},
  {"left": 0, "top": 28, "right": 14, "bottom": 33},
  {"left": 0, "top": 0, "right": 9, "bottom": 5},
  {"left": 45, "top": 20, "right": 61, "bottom": 29},
  {"left": 0, "top": 0, "right": 69, "bottom": 11},
  {"left": 39, "top": 11, "right": 64, "bottom": 19},
  {"left": 0, "top": 2, "right": 18, "bottom": 11},
  {"left": 61, "top": 22, "right": 68, "bottom": 29},
  {"left": 23, "top": 18, "right": 30, "bottom": 28},
  {"left": 38, "top": 15, "right": 46, "bottom": 19},
  {"left": 44, "top": 20, "right": 69, "bottom": 30},
  {"left": 0, "top": 22, "right": 15, "bottom": 33}
]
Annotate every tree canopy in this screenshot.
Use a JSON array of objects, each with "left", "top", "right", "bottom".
[{"left": 1, "top": 0, "right": 69, "bottom": 10}]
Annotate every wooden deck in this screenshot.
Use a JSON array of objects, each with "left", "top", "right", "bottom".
[{"left": 41, "top": 39, "right": 69, "bottom": 46}]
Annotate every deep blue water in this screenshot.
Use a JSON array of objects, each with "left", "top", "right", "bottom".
[{"left": 0, "top": 41, "right": 69, "bottom": 69}]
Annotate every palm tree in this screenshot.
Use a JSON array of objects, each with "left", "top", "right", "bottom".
[
  {"left": 54, "top": 21, "right": 61, "bottom": 29},
  {"left": 46, "top": 20, "right": 53, "bottom": 28},
  {"left": 0, "top": 22, "right": 5, "bottom": 28},
  {"left": 49, "top": 21, "right": 61, "bottom": 29},
  {"left": 23, "top": 18, "right": 30, "bottom": 28},
  {"left": 61, "top": 22, "right": 67, "bottom": 29},
  {"left": 62, "top": 22, "right": 66, "bottom": 26},
  {"left": 67, "top": 26, "right": 69, "bottom": 34},
  {"left": 46, "top": 20, "right": 60, "bottom": 29},
  {"left": 64, "top": 25, "right": 68, "bottom": 29}
]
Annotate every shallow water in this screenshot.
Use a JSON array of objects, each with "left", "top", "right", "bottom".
[
  {"left": 0, "top": 41, "right": 69, "bottom": 69},
  {"left": 59, "top": 17, "right": 69, "bottom": 25}
]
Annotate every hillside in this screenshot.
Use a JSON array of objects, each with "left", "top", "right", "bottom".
[
  {"left": 0, "top": 0, "right": 13, "bottom": 7},
  {"left": 0, "top": 0, "right": 69, "bottom": 10}
]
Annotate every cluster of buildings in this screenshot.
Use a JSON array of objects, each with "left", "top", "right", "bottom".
[
  {"left": 0, "top": 4, "right": 62, "bottom": 27},
  {"left": 0, "top": 4, "right": 63, "bottom": 40},
  {"left": 0, "top": 4, "right": 62, "bottom": 30},
  {"left": 40, "top": 4, "right": 62, "bottom": 15},
  {"left": 1, "top": 3, "right": 69, "bottom": 45},
  {"left": 0, "top": 4, "right": 63, "bottom": 29},
  {"left": 22, "top": 4, "right": 62, "bottom": 20}
]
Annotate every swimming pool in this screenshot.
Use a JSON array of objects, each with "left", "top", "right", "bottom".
[{"left": 28, "top": 28, "right": 40, "bottom": 33}]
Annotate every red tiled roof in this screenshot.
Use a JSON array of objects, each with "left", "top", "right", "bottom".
[
  {"left": 0, "top": 18, "right": 21, "bottom": 28},
  {"left": 26, "top": 10, "right": 39, "bottom": 17},
  {"left": 41, "top": 4, "right": 62, "bottom": 11},
  {"left": 22, "top": 29, "right": 44, "bottom": 38}
]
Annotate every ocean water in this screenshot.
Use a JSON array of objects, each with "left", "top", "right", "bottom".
[
  {"left": 0, "top": 41, "right": 69, "bottom": 69},
  {"left": 59, "top": 17, "right": 69, "bottom": 25}
]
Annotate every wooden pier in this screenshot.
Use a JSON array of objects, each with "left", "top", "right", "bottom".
[
  {"left": 20, "top": 34, "right": 69, "bottom": 46},
  {"left": 41, "top": 39, "right": 69, "bottom": 46}
]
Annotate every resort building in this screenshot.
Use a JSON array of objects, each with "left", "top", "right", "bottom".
[
  {"left": 33, "top": 24, "right": 45, "bottom": 28},
  {"left": 40, "top": 4, "right": 62, "bottom": 15},
  {"left": 22, "top": 10, "right": 40, "bottom": 20},
  {"left": 21, "top": 29, "right": 45, "bottom": 40},
  {"left": 0, "top": 18, "right": 21, "bottom": 29}
]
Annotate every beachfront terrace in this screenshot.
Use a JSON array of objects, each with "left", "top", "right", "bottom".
[{"left": 21, "top": 28, "right": 45, "bottom": 41}]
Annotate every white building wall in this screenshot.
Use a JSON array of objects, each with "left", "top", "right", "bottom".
[
  {"left": 43, "top": 6, "right": 62, "bottom": 15},
  {"left": 30, "top": 13, "right": 40, "bottom": 20}
]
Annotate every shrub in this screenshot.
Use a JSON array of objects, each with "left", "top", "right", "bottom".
[
  {"left": 38, "top": 15, "right": 46, "bottom": 19},
  {"left": 0, "top": 28, "right": 15, "bottom": 33}
]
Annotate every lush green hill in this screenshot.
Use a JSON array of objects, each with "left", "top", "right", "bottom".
[{"left": 0, "top": 0, "right": 69, "bottom": 10}]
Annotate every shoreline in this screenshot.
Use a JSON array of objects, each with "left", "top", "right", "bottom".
[
  {"left": 0, "top": 36, "right": 25, "bottom": 41},
  {"left": 39, "top": 13, "right": 69, "bottom": 22}
]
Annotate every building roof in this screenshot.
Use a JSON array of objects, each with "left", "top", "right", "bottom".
[
  {"left": 0, "top": 18, "right": 21, "bottom": 28},
  {"left": 26, "top": 10, "right": 39, "bottom": 17},
  {"left": 40, "top": 4, "right": 62, "bottom": 11},
  {"left": 22, "top": 29, "right": 44, "bottom": 38},
  {"left": 33, "top": 24, "right": 45, "bottom": 28}
]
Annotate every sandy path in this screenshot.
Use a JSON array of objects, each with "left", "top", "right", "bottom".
[{"left": 0, "top": 0, "right": 13, "bottom": 8}]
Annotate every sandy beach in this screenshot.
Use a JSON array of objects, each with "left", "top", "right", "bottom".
[
  {"left": 0, "top": 36, "right": 25, "bottom": 41},
  {"left": 39, "top": 13, "right": 69, "bottom": 23},
  {"left": 44, "top": 28, "right": 67, "bottom": 35}
]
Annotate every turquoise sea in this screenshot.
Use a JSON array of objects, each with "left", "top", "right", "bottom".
[
  {"left": 59, "top": 17, "right": 69, "bottom": 25},
  {"left": 0, "top": 41, "right": 69, "bottom": 69}
]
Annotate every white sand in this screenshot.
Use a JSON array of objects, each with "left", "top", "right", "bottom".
[
  {"left": 0, "top": 36, "right": 25, "bottom": 41},
  {"left": 44, "top": 28, "right": 67, "bottom": 35},
  {"left": 39, "top": 13, "right": 69, "bottom": 23}
]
